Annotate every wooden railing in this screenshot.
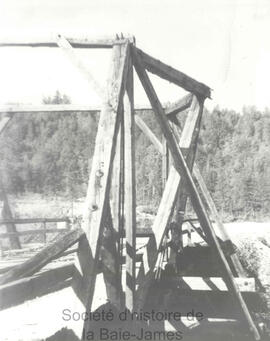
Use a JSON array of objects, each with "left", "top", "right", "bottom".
[{"left": 0, "top": 217, "right": 71, "bottom": 244}]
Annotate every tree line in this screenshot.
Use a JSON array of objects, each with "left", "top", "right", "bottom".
[{"left": 1, "top": 91, "right": 269, "bottom": 221}]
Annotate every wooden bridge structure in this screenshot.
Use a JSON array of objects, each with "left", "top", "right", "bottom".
[{"left": 0, "top": 35, "right": 262, "bottom": 340}]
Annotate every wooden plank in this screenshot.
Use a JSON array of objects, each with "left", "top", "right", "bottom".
[
  {"left": 0, "top": 36, "right": 132, "bottom": 49},
  {"left": 165, "top": 276, "right": 255, "bottom": 292},
  {"left": 100, "top": 206, "right": 123, "bottom": 310},
  {"left": 0, "top": 264, "right": 74, "bottom": 310},
  {"left": 133, "top": 53, "right": 260, "bottom": 340},
  {"left": 0, "top": 115, "right": 12, "bottom": 132},
  {"left": 109, "top": 42, "right": 124, "bottom": 258},
  {"left": 133, "top": 47, "right": 211, "bottom": 98},
  {"left": 0, "top": 217, "right": 70, "bottom": 224},
  {"left": 0, "top": 114, "right": 19, "bottom": 248},
  {"left": 165, "top": 93, "right": 193, "bottom": 116},
  {"left": 79, "top": 42, "right": 130, "bottom": 315},
  {"left": 0, "top": 228, "right": 84, "bottom": 285},
  {"left": 56, "top": 35, "right": 104, "bottom": 100},
  {"left": 123, "top": 56, "right": 136, "bottom": 311},
  {"left": 0, "top": 173, "right": 21, "bottom": 249},
  {"left": 110, "top": 121, "right": 122, "bottom": 245},
  {"left": 0, "top": 226, "right": 180, "bottom": 240},
  {"left": 0, "top": 228, "right": 70, "bottom": 238},
  {"left": 134, "top": 115, "right": 163, "bottom": 154},
  {"left": 162, "top": 135, "right": 169, "bottom": 189}
]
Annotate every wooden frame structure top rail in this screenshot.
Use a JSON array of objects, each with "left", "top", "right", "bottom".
[
  {"left": 0, "top": 35, "right": 211, "bottom": 99},
  {"left": 0, "top": 35, "right": 133, "bottom": 49}
]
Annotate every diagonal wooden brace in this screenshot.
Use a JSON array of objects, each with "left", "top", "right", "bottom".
[
  {"left": 133, "top": 51, "right": 260, "bottom": 341},
  {"left": 134, "top": 114, "right": 246, "bottom": 277}
]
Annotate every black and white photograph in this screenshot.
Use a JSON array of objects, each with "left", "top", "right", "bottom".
[{"left": 0, "top": 1, "right": 269, "bottom": 340}]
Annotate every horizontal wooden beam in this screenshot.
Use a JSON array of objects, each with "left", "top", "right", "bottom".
[
  {"left": 164, "top": 276, "right": 255, "bottom": 292},
  {"left": 0, "top": 228, "right": 70, "bottom": 238},
  {"left": 0, "top": 264, "right": 73, "bottom": 310},
  {"left": 0, "top": 222, "right": 197, "bottom": 285},
  {"left": 0, "top": 98, "right": 190, "bottom": 116},
  {"left": 0, "top": 36, "right": 133, "bottom": 49},
  {"left": 0, "top": 226, "right": 194, "bottom": 239},
  {"left": 133, "top": 47, "right": 211, "bottom": 99},
  {"left": 0, "top": 217, "right": 70, "bottom": 224}
]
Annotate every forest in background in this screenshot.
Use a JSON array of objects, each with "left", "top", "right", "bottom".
[{"left": 0, "top": 91, "right": 269, "bottom": 221}]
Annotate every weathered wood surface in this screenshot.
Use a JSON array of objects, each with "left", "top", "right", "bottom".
[
  {"left": 0, "top": 174, "right": 21, "bottom": 249},
  {"left": 134, "top": 47, "right": 211, "bottom": 98},
  {"left": 165, "top": 93, "right": 193, "bottom": 117},
  {"left": 0, "top": 228, "right": 84, "bottom": 285},
  {"left": 0, "top": 217, "right": 70, "bottom": 224},
  {"left": 103, "top": 44, "right": 124, "bottom": 310},
  {"left": 162, "top": 136, "right": 169, "bottom": 189},
  {"left": 56, "top": 35, "right": 105, "bottom": 100},
  {"left": 79, "top": 42, "right": 130, "bottom": 319},
  {"left": 134, "top": 115, "right": 163, "bottom": 154},
  {"left": 100, "top": 206, "right": 123, "bottom": 310},
  {"left": 0, "top": 228, "right": 70, "bottom": 238},
  {"left": 0, "top": 114, "right": 20, "bottom": 248},
  {"left": 0, "top": 36, "right": 132, "bottom": 49},
  {"left": 123, "top": 56, "right": 136, "bottom": 311},
  {"left": 0, "top": 114, "right": 12, "bottom": 132},
  {"left": 133, "top": 52, "right": 260, "bottom": 340},
  {"left": 0, "top": 264, "right": 74, "bottom": 310}
]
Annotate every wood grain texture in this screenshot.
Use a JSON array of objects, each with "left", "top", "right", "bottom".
[
  {"left": 0, "top": 228, "right": 84, "bottom": 285},
  {"left": 123, "top": 56, "right": 136, "bottom": 311},
  {"left": 133, "top": 46, "right": 211, "bottom": 98},
  {"left": 80, "top": 42, "right": 130, "bottom": 318}
]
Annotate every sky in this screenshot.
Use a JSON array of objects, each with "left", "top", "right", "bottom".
[{"left": 0, "top": 0, "right": 270, "bottom": 111}]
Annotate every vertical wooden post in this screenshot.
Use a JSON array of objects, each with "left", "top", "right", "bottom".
[
  {"left": 100, "top": 204, "right": 123, "bottom": 310},
  {"left": 0, "top": 115, "right": 20, "bottom": 249},
  {"left": 124, "top": 55, "right": 136, "bottom": 312},
  {"left": 43, "top": 221, "right": 47, "bottom": 244},
  {"left": 78, "top": 42, "right": 130, "bottom": 328},
  {"left": 0, "top": 240, "right": 3, "bottom": 258},
  {"left": 0, "top": 174, "right": 21, "bottom": 249},
  {"left": 162, "top": 136, "right": 169, "bottom": 190}
]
